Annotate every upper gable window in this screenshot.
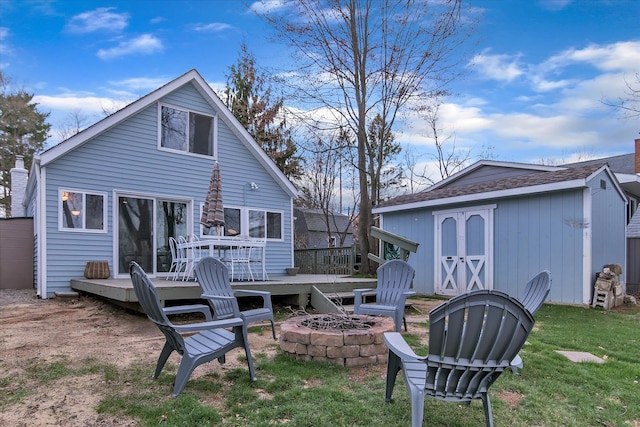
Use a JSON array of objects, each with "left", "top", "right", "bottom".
[{"left": 159, "top": 104, "right": 214, "bottom": 156}]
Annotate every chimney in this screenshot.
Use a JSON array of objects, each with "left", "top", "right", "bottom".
[
  {"left": 10, "top": 156, "right": 28, "bottom": 218},
  {"left": 636, "top": 138, "right": 640, "bottom": 174}
]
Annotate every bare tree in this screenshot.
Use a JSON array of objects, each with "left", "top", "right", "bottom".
[
  {"left": 57, "top": 110, "right": 92, "bottom": 140},
  {"left": 296, "top": 129, "right": 358, "bottom": 247},
  {"left": 602, "top": 72, "right": 640, "bottom": 121},
  {"left": 259, "top": 0, "right": 472, "bottom": 273},
  {"left": 426, "top": 103, "right": 470, "bottom": 179}
]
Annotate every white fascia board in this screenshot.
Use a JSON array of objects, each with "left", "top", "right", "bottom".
[{"left": 373, "top": 179, "right": 588, "bottom": 214}]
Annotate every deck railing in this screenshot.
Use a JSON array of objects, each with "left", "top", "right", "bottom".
[{"left": 294, "top": 246, "right": 355, "bottom": 275}]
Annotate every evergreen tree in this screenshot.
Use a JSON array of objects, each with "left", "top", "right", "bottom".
[
  {"left": 222, "top": 43, "right": 302, "bottom": 180},
  {"left": 0, "top": 71, "right": 51, "bottom": 216}
]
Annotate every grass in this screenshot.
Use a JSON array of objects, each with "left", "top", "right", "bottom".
[{"left": 3, "top": 302, "right": 640, "bottom": 426}]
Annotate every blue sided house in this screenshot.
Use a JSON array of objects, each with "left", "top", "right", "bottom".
[
  {"left": 21, "top": 69, "right": 298, "bottom": 298},
  {"left": 373, "top": 160, "right": 628, "bottom": 305}
]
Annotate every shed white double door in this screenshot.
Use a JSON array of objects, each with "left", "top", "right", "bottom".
[{"left": 434, "top": 205, "right": 495, "bottom": 296}]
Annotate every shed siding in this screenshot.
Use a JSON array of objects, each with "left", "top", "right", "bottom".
[
  {"left": 493, "top": 190, "right": 584, "bottom": 304},
  {"left": 41, "top": 82, "right": 292, "bottom": 296},
  {"left": 380, "top": 209, "right": 435, "bottom": 294},
  {"left": 590, "top": 170, "right": 626, "bottom": 282},
  {"left": 380, "top": 190, "right": 587, "bottom": 304}
]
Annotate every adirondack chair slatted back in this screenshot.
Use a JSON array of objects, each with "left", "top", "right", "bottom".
[
  {"left": 427, "top": 290, "right": 535, "bottom": 399},
  {"left": 194, "top": 256, "right": 241, "bottom": 320},
  {"left": 520, "top": 270, "right": 552, "bottom": 315},
  {"left": 129, "top": 262, "right": 185, "bottom": 355},
  {"left": 376, "top": 259, "right": 415, "bottom": 305}
]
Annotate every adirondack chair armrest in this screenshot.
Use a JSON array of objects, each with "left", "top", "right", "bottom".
[
  {"left": 172, "top": 317, "right": 243, "bottom": 333},
  {"left": 353, "top": 288, "right": 375, "bottom": 311},
  {"left": 163, "top": 304, "right": 213, "bottom": 321},
  {"left": 234, "top": 289, "right": 273, "bottom": 309},
  {"left": 383, "top": 332, "right": 426, "bottom": 362},
  {"left": 402, "top": 290, "right": 417, "bottom": 297}
]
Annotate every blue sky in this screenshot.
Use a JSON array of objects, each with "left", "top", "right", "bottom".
[{"left": 1, "top": 0, "right": 639, "bottom": 171}]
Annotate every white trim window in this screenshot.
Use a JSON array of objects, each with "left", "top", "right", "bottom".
[
  {"left": 200, "top": 205, "right": 283, "bottom": 241},
  {"left": 158, "top": 103, "right": 215, "bottom": 156},
  {"left": 59, "top": 188, "right": 107, "bottom": 232}
]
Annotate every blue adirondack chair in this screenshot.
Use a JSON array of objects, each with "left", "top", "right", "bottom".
[
  {"left": 353, "top": 259, "right": 416, "bottom": 332},
  {"left": 129, "top": 261, "right": 256, "bottom": 397},
  {"left": 384, "top": 290, "right": 536, "bottom": 427},
  {"left": 194, "top": 256, "right": 276, "bottom": 340}
]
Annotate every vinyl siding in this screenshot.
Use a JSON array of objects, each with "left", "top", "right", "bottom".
[{"left": 40, "top": 81, "right": 293, "bottom": 296}]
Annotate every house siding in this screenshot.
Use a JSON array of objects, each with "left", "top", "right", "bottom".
[{"left": 39, "top": 81, "right": 293, "bottom": 296}]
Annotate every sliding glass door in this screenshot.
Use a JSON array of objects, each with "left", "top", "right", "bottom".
[{"left": 117, "top": 194, "right": 188, "bottom": 276}]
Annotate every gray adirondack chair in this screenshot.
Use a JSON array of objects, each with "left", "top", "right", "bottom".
[
  {"left": 353, "top": 259, "right": 416, "bottom": 332},
  {"left": 384, "top": 290, "right": 536, "bottom": 427},
  {"left": 129, "top": 261, "right": 256, "bottom": 397},
  {"left": 194, "top": 256, "right": 276, "bottom": 340},
  {"left": 511, "top": 270, "right": 552, "bottom": 373}
]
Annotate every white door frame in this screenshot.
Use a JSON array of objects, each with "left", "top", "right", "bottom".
[{"left": 433, "top": 204, "right": 495, "bottom": 295}]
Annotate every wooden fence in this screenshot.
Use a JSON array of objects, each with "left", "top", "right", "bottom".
[{"left": 294, "top": 246, "right": 355, "bottom": 275}]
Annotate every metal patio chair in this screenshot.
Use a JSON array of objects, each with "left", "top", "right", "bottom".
[
  {"left": 129, "top": 261, "right": 256, "bottom": 397},
  {"left": 194, "top": 256, "right": 277, "bottom": 340},
  {"left": 353, "top": 259, "right": 416, "bottom": 332},
  {"left": 384, "top": 289, "right": 535, "bottom": 427}
]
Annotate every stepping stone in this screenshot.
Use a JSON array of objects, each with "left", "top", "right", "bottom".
[{"left": 556, "top": 350, "right": 604, "bottom": 363}]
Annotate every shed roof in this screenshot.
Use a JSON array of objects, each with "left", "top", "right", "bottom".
[{"left": 374, "top": 163, "right": 614, "bottom": 213}]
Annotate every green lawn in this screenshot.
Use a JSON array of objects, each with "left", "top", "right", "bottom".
[{"left": 7, "top": 302, "right": 640, "bottom": 426}]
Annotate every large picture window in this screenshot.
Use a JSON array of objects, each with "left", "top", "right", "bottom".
[
  {"left": 59, "top": 189, "right": 107, "bottom": 232},
  {"left": 200, "top": 206, "right": 283, "bottom": 240},
  {"left": 159, "top": 104, "right": 214, "bottom": 156}
]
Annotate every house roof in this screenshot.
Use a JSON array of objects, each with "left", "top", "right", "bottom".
[
  {"left": 294, "top": 208, "right": 353, "bottom": 233},
  {"left": 34, "top": 69, "right": 298, "bottom": 197},
  {"left": 564, "top": 153, "right": 635, "bottom": 174},
  {"left": 374, "top": 162, "right": 617, "bottom": 213}
]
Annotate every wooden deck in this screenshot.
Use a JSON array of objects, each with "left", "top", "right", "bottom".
[{"left": 70, "top": 274, "right": 377, "bottom": 309}]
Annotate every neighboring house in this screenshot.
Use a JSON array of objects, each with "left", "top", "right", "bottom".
[
  {"left": 373, "top": 160, "right": 627, "bottom": 305},
  {"left": 562, "top": 138, "right": 640, "bottom": 224},
  {"left": 14, "top": 69, "right": 298, "bottom": 298},
  {"left": 294, "top": 208, "right": 354, "bottom": 249}
]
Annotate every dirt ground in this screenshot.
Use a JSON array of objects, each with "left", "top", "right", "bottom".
[{"left": 0, "top": 289, "right": 439, "bottom": 427}]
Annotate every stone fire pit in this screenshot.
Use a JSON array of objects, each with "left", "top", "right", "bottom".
[{"left": 279, "top": 314, "right": 395, "bottom": 367}]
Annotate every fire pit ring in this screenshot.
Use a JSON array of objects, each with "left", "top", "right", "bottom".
[{"left": 279, "top": 315, "right": 395, "bottom": 367}]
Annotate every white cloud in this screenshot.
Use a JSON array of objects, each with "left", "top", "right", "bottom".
[
  {"left": 541, "top": 41, "right": 640, "bottom": 74},
  {"left": 469, "top": 50, "right": 524, "bottom": 82},
  {"left": 193, "top": 22, "right": 235, "bottom": 32},
  {"left": 97, "top": 34, "right": 163, "bottom": 60},
  {"left": 65, "top": 7, "right": 129, "bottom": 33},
  {"left": 34, "top": 94, "right": 129, "bottom": 114}
]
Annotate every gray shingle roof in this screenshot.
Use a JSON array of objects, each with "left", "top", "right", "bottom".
[
  {"left": 377, "top": 163, "right": 606, "bottom": 209},
  {"left": 563, "top": 153, "right": 634, "bottom": 174}
]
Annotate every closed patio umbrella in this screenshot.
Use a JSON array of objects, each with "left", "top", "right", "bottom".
[{"left": 200, "top": 161, "right": 225, "bottom": 235}]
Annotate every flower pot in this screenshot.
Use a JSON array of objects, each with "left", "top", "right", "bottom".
[{"left": 286, "top": 267, "right": 299, "bottom": 276}]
